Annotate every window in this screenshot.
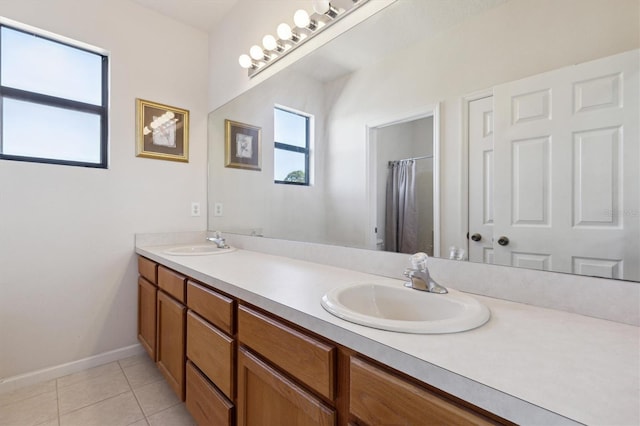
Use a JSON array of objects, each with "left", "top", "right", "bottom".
[
  {"left": 0, "top": 25, "right": 108, "bottom": 168},
  {"left": 274, "top": 106, "right": 311, "bottom": 185}
]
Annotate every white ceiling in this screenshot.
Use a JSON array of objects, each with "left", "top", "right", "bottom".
[{"left": 131, "top": 0, "right": 239, "bottom": 32}]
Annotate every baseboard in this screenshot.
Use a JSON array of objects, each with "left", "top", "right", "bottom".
[{"left": 0, "top": 343, "right": 145, "bottom": 394}]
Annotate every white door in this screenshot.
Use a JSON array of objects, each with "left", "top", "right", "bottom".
[
  {"left": 468, "top": 96, "right": 495, "bottom": 264},
  {"left": 469, "top": 50, "right": 639, "bottom": 280}
]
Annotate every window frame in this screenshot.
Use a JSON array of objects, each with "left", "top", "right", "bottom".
[
  {"left": 0, "top": 24, "right": 109, "bottom": 168},
  {"left": 273, "top": 106, "right": 311, "bottom": 186}
]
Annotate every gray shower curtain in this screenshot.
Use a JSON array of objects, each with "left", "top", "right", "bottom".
[{"left": 385, "top": 159, "right": 418, "bottom": 253}]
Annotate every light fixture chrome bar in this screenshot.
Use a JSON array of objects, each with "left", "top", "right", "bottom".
[{"left": 241, "top": 0, "right": 370, "bottom": 78}]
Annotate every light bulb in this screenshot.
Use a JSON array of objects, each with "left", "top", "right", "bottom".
[
  {"left": 277, "top": 23, "right": 292, "bottom": 40},
  {"left": 293, "top": 9, "right": 310, "bottom": 29},
  {"left": 312, "top": 0, "right": 330, "bottom": 14},
  {"left": 262, "top": 34, "right": 277, "bottom": 51},
  {"left": 238, "top": 54, "right": 252, "bottom": 69},
  {"left": 249, "top": 45, "right": 264, "bottom": 60}
]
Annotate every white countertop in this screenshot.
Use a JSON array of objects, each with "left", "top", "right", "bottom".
[{"left": 136, "top": 244, "right": 640, "bottom": 426}]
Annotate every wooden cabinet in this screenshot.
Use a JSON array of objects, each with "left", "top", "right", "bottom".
[
  {"left": 139, "top": 259, "right": 510, "bottom": 425},
  {"left": 187, "top": 280, "right": 234, "bottom": 334},
  {"left": 157, "top": 289, "right": 186, "bottom": 400},
  {"left": 137, "top": 256, "right": 158, "bottom": 361},
  {"left": 238, "top": 305, "right": 335, "bottom": 401},
  {"left": 186, "top": 311, "right": 235, "bottom": 399},
  {"left": 237, "top": 305, "right": 337, "bottom": 426},
  {"left": 137, "top": 256, "right": 187, "bottom": 397},
  {"left": 138, "top": 256, "right": 157, "bottom": 283},
  {"left": 237, "top": 347, "right": 336, "bottom": 426},
  {"left": 186, "top": 361, "right": 234, "bottom": 426},
  {"left": 137, "top": 276, "right": 157, "bottom": 360},
  {"left": 158, "top": 265, "right": 186, "bottom": 303},
  {"left": 185, "top": 281, "right": 236, "bottom": 424},
  {"left": 349, "top": 357, "right": 497, "bottom": 425}
]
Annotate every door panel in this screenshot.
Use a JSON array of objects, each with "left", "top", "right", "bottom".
[
  {"left": 236, "top": 347, "right": 335, "bottom": 426},
  {"left": 468, "top": 96, "right": 495, "bottom": 263},
  {"left": 469, "top": 49, "right": 638, "bottom": 280},
  {"left": 157, "top": 291, "right": 186, "bottom": 400}
]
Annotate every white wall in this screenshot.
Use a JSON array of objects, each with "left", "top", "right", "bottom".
[
  {"left": 208, "top": 67, "right": 329, "bottom": 242},
  {"left": 324, "top": 0, "right": 639, "bottom": 253},
  {"left": 0, "top": 0, "right": 208, "bottom": 379}
]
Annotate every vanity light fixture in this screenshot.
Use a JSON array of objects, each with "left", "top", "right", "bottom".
[
  {"left": 239, "top": 0, "right": 370, "bottom": 78},
  {"left": 262, "top": 35, "right": 284, "bottom": 53},
  {"left": 276, "top": 23, "right": 301, "bottom": 43},
  {"left": 249, "top": 44, "right": 269, "bottom": 61},
  {"left": 294, "top": 9, "right": 318, "bottom": 31},
  {"left": 238, "top": 54, "right": 256, "bottom": 70},
  {"left": 313, "top": 0, "right": 339, "bottom": 19}
]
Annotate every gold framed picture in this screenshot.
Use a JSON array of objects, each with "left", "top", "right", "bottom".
[
  {"left": 225, "top": 119, "right": 261, "bottom": 171},
  {"left": 136, "top": 99, "right": 189, "bottom": 162}
]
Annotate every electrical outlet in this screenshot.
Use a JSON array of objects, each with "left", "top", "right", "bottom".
[
  {"left": 191, "top": 202, "right": 201, "bottom": 217},
  {"left": 214, "top": 202, "right": 223, "bottom": 217}
]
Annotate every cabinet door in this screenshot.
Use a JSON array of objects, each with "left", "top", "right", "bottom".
[
  {"left": 350, "top": 357, "right": 495, "bottom": 425},
  {"left": 138, "top": 277, "right": 157, "bottom": 361},
  {"left": 237, "top": 347, "right": 335, "bottom": 426},
  {"left": 157, "top": 291, "right": 186, "bottom": 400}
]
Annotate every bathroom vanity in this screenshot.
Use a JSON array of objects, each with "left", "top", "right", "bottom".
[
  {"left": 136, "top": 235, "right": 639, "bottom": 426},
  {"left": 137, "top": 256, "right": 503, "bottom": 425}
]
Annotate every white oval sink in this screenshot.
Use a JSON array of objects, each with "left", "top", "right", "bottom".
[
  {"left": 163, "top": 244, "right": 235, "bottom": 256},
  {"left": 321, "top": 283, "right": 490, "bottom": 334}
]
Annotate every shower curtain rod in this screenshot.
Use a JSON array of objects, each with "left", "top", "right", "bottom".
[{"left": 389, "top": 154, "right": 433, "bottom": 164}]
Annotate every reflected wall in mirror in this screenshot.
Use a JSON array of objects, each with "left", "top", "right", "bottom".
[{"left": 209, "top": 0, "right": 640, "bottom": 282}]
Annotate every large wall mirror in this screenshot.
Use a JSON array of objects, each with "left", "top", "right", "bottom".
[{"left": 209, "top": 0, "right": 639, "bottom": 282}]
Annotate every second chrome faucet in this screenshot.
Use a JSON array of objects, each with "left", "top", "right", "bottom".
[{"left": 206, "top": 231, "right": 229, "bottom": 249}]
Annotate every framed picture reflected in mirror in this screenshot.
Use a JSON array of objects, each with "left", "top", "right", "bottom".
[{"left": 225, "top": 119, "right": 261, "bottom": 171}]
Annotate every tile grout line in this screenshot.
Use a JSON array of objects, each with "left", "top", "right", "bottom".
[
  {"left": 55, "top": 378, "right": 61, "bottom": 426},
  {"left": 118, "top": 356, "right": 190, "bottom": 425},
  {"left": 118, "top": 359, "right": 149, "bottom": 425},
  {"left": 56, "top": 362, "right": 132, "bottom": 419}
]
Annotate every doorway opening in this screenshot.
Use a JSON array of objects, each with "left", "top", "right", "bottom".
[{"left": 367, "top": 106, "right": 440, "bottom": 256}]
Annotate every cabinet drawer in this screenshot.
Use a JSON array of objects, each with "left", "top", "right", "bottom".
[
  {"left": 187, "top": 311, "right": 234, "bottom": 399},
  {"left": 186, "top": 361, "right": 233, "bottom": 426},
  {"left": 187, "top": 281, "right": 234, "bottom": 334},
  {"left": 238, "top": 306, "right": 335, "bottom": 401},
  {"left": 158, "top": 266, "right": 186, "bottom": 303},
  {"left": 350, "top": 357, "right": 494, "bottom": 425},
  {"left": 138, "top": 256, "right": 157, "bottom": 284}
]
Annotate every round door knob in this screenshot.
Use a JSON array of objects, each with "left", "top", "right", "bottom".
[
  {"left": 497, "top": 236, "right": 510, "bottom": 246},
  {"left": 470, "top": 233, "right": 482, "bottom": 242}
]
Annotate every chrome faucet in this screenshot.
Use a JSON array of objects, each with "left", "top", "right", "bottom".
[
  {"left": 403, "top": 252, "right": 448, "bottom": 294},
  {"left": 206, "top": 231, "right": 228, "bottom": 248}
]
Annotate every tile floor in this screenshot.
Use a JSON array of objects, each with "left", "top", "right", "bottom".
[{"left": 0, "top": 354, "right": 196, "bottom": 426}]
